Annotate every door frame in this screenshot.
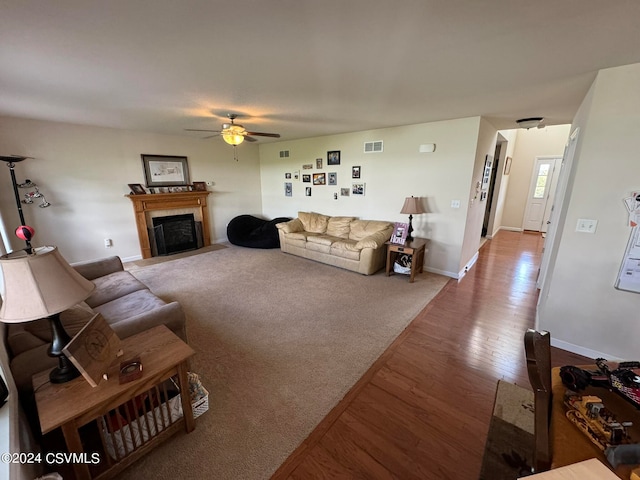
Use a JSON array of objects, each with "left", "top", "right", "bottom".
[
  {"left": 522, "top": 156, "right": 561, "bottom": 232},
  {"left": 536, "top": 128, "right": 580, "bottom": 290}
]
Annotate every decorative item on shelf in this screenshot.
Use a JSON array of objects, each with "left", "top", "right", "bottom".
[
  {"left": 0, "top": 246, "right": 96, "bottom": 383},
  {"left": 128, "top": 183, "right": 146, "bottom": 195},
  {"left": 192, "top": 181, "right": 207, "bottom": 192},
  {"left": 0, "top": 155, "right": 51, "bottom": 252},
  {"left": 62, "top": 313, "right": 123, "bottom": 387},
  {"left": 391, "top": 222, "right": 409, "bottom": 245},
  {"left": 141, "top": 154, "right": 191, "bottom": 188},
  {"left": 400, "top": 196, "right": 426, "bottom": 242}
]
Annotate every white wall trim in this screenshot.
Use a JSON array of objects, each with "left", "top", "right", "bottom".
[
  {"left": 424, "top": 266, "right": 458, "bottom": 279},
  {"left": 499, "top": 226, "right": 523, "bottom": 232},
  {"left": 550, "top": 338, "right": 624, "bottom": 362}
]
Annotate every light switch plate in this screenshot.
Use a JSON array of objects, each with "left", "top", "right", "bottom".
[{"left": 576, "top": 218, "right": 598, "bottom": 233}]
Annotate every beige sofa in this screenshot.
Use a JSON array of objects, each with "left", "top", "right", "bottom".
[
  {"left": 276, "top": 212, "right": 394, "bottom": 275},
  {"left": 4, "top": 256, "right": 187, "bottom": 397}
]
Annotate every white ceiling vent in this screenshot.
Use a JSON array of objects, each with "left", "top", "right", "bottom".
[
  {"left": 279, "top": 150, "right": 290, "bottom": 158},
  {"left": 364, "top": 141, "right": 383, "bottom": 153}
]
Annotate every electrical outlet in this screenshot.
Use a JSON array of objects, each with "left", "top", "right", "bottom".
[
  {"left": 576, "top": 219, "right": 598, "bottom": 233},
  {"left": 104, "top": 238, "right": 113, "bottom": 248},
  {"left": 451, "top": 200, "right": 461, "bottom": 209}
]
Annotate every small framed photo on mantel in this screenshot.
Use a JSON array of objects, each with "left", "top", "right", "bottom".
[{"left": 128, "top": 183, "right": 146, "bottom": 195}]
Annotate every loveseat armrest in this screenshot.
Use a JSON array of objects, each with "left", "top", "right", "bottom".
[
  {"left": 109, "top": 301, "right": 188, "bottom": 343},
  {"left": 276, "top": 218, "right": 304, "bottom": 234},
  {"left": 355, "top": 226, "right": 394, "bottom": 250},
  {"left": 72, "top": 256, "right": 124, "bottom": 280}
]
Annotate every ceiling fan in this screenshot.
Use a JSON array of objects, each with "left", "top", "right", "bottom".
[{"left": 185, "top": 114, "right": 280, "bottom": 146}]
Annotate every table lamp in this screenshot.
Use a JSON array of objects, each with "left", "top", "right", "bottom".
[
  {"left": 400, "top": 196, "right": 425, "bottom": 242},
  {"left": 0, "top": 246, "right": 95, "bottom": 383}
]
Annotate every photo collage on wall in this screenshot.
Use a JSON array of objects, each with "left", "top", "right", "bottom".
[{"left": 283, "top": 150, "right": 365, "bottom": 198}]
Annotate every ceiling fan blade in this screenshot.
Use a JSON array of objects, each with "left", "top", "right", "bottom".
[
  {"left": 203, "top": 134, "right": 219, "bottom": 139},
  {"left": 244, "top": 136, "right": 258, "bottom": 142},
  {"left": 245, "top": 131, "right": 281, "bottom": 138},
  {"left": 185, "top": 128, "right": 221, "bottom": 133}
]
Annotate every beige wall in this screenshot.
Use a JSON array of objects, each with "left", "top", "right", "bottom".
[
  {"left": 0, "top": 117, "right": 262, "bottom": 263},
  {"left": 259, "top": 117, "right": 483, "bottom": 277},
  {"left": 501, "top": 125, "right": 571, "bottom": 230},
  {"left": 538, "top": 63, "right": 640, "bottom": 359}
]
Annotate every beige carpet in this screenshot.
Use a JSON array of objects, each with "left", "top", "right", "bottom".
[{"left": 118, "top": 246, "right": 449, "bottom": 480}]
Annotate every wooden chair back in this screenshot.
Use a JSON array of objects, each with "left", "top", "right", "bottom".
[{"left": 524, "top": 328, "right": 552, "bottom": 473}]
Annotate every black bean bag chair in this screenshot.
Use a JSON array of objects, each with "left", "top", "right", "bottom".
[{"left": 227, "top": 215, "right": 291, "bottom": 249}]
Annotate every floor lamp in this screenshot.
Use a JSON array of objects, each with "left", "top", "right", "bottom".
[
  {"left": 0, "top": 155, "right": 51, "bottom": 253},
  {"left": 0, "top": 246, "right": 95, "bottom": 383}
]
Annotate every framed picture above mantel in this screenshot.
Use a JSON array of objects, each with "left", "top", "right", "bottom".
[{"left": 141, "top": 154, "right": 191, "bottom": 187}]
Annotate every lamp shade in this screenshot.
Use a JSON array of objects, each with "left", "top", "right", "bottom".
[
  {"left": 0, "top": 246, "right": 95, "bottom": 323},
  {"left": 400, "top": 196, "right": 425, "bottom": 215}
]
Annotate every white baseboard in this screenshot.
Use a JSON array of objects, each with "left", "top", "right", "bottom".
[
  {"left": 455, "top": 251, "right": 479, "bottom": 280},
  {"left": 499, "top": 226, "right": 523, "bottom": 232},
  {"left": 121, "top": 254, "right": 142, "bottom": 263},
  {"left": 423, "top": 266, "right": 458, "bottom": 279},
  {"left": 551, "top": 338, "right": 624, "bottom": 362}
]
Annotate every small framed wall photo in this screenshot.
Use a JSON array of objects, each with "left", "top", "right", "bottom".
[
  {"left": 313, "top": 173, "right": 326, "bottom": 185},
  {"left": 192, "top": 181, "right": 207, "bottom": 191},
  {"left": 316, "top": 157, "right": 323, "bottom": 169},
  {"left": 305, "top": 187, "right": 312, "bottom": 196},
  {"left": 128, "top": 183, "right": 146, "bottom": 195},
  {"left": 285, "top": 182, "right": 292, "bottom": 197},
  {"left": 328, "top": 172, "right": 337, "bottom": 185},
  {"left": 352, "top": 166, "right": 361, "bottom": 179},
  {"left": 352, "top": 182, "right": 365, "bottom": 196},
  {"left": 327, "top": 150, "right": 340, "bottom": 165},
  {"left": 340, "top": 187, "right": 350, "bottom": 197},
  {"left": 302, "top": 174, "right": 311, "bottom": 183}
]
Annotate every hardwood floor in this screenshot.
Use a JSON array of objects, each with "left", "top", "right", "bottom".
[{"left": 271, "top": 230, "right": 590, "bottom": 479}]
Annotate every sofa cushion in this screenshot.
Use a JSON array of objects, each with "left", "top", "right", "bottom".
[
  {"left": 326, "top": 216, "right": 355, "bottom": 238},
  {"left": 298, "top": 212, "right": 329, "bottom": 234},
  {"left": 331, "top": 241, "right": 362, "bottom": 260},
  {"left": 349, "top": 220, "right": 393, "bottom": 241},
  {"left": 276, "top": 218, "right": 304, "bottom": 234},
  {"left": 306, "top": 242, "right": 331, "bottom": 254},
  {"left": 84, "top": 271, "right": 148, "bottom": 308},
  {"left": 93, "top": 289, "right": 167, "bottom": 324},
  {"left": 306, "top": 235, "right": 337, "bottom": 246}
]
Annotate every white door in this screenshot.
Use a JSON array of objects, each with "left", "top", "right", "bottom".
[
  {"left": 540, "top": 157, "right": 562, "bottom": 233},
  {"left": 522, "top": 157, "right": 560, "bottom": 232},
  {"left": 537, "top": 128, "right": 580, "bottom": 291}
]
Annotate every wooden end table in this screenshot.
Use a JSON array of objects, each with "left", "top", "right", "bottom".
[
  {"left": 385, "top": 238, "right": 428, "bottom": 283},
  {"left": 33, "top": 325, "right": 196, "bottom": 480}
]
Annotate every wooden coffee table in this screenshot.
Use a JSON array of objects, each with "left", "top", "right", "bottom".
[{"left": 33, "top": 325, "right": 196, "bottom": 480}]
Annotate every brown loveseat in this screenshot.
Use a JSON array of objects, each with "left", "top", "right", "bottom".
[
  {"left": 4, "top": 256, "right": 187, "bottom": 397},
  {"left": 276, "top": 212, "right": 394, "bottom": 275}
]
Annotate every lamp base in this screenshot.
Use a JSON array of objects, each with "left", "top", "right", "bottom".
[
  {"left": 48, "top": 313, "right": 81, "bottom": 384},
  {"left": 49, "top": 359, "right": 81, "bottom": 384}
]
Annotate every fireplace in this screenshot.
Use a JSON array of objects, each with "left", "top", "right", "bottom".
[{"left": 150, "top": 214, "right": 200, "bottom": 256}]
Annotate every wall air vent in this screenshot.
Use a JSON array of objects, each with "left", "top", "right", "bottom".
[
  {"left": 279, "top": 150, "right": 290, "bottom": 158},
  {"left": 364, "top": 141, "right": 383, "bottom": 153}
]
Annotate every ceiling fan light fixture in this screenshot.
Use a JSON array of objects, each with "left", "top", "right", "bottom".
[
  {"left": 223, "top": 133, "right": 245, "bottom": 145},
  {"left": 516, "top": 117, "right": 544, "bottom": 129},
  {"left": 222, "top": 124, "right": 245, "bottom": 145}
]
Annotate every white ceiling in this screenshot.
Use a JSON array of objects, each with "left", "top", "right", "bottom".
[{"left": 1, "top": 0, "right": 640, "bottom": 142}]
